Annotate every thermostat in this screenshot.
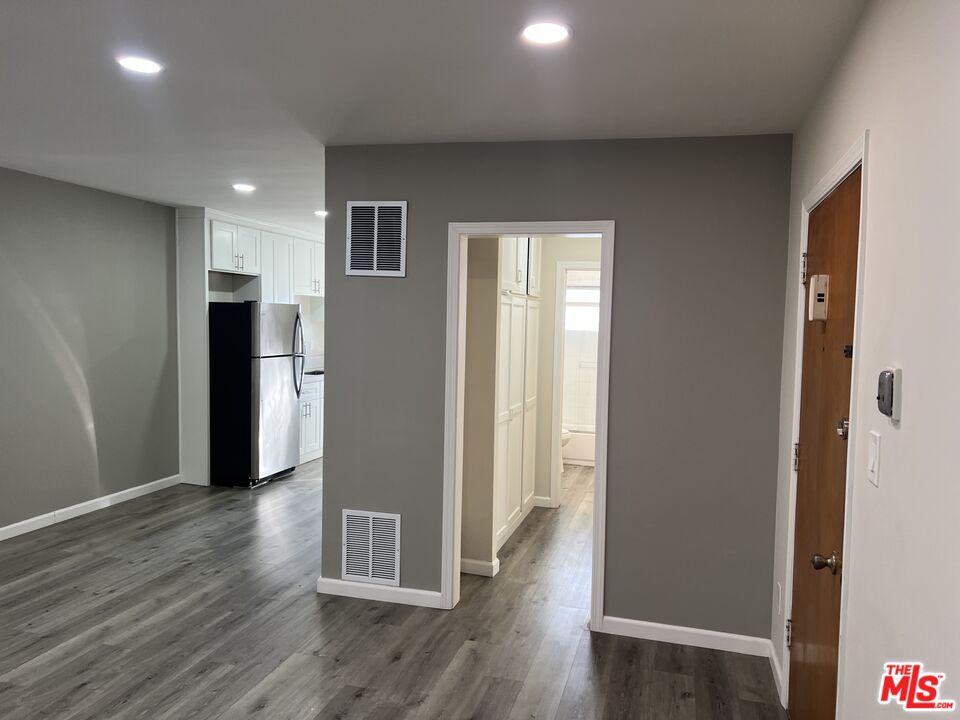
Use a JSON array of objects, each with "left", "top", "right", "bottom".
[
  {"left": 808, "top": 274, "right": 829, "bottom": 321},
  {"left": 877, "top": 368, "right": 902, "bottom": 421}
]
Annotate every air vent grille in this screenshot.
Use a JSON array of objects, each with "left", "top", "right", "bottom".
[
  {"left": 342, "top": 510, "right": 400, "bottom": 586},
  {"left": 346, "top": 201, "right": 406, "bottom": 277}
]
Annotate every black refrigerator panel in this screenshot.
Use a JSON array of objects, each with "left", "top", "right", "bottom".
[{"left": 209, "top": 302, "right": 254, "bottom": 487}]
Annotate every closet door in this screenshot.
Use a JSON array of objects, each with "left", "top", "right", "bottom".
[
  {"left": 521, "top": 298, "right": 540, "bottom": 513},
  {"left": 506, "top": 295, "right": 526, "bottom": 530},
  {"left": 494, "top": 293, "right": 512, "bottom": 543}
]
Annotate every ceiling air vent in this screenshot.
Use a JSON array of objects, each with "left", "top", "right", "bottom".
[
  {"left": 346, "top": 201, "right": 407, "bottom": 277},
  {"left": 342, "top": 509, "right": 400, "bottom": 586}
]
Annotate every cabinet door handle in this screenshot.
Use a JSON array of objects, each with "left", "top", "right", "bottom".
[{"left": 234, "top": 254, "right": 239, "bottom": 269}]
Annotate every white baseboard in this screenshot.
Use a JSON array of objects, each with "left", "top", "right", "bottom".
[
  {"left": 562, "top": 458, "right": 595, "bottom": 467},
  {"left": 599, "top": 615, "right": 772, "bottom": 658},
  {"left": 316, "top": 577, "right": 447, "bottom": 609},
  {"left": 0, "top": 474, "right": 181, "bottom": 542},
  {"left": 769, "top": 642, "right": 787, "bottom": 707},
  {"left": 533, "top": 496, "right": 559, "bottom": 509},
  {"left": 460, "top": 557, "right": 500, "bottom": 577}
]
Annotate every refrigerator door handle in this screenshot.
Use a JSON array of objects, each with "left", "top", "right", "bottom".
[
  {"left": 294, "top": 355, "right": 304, "bottom": 397},
  {"left": 293, "top": 312, "right": 305, "bottom": 356},
  {"left": 293, "top": 311, "right": 305, "bottom": 397}
]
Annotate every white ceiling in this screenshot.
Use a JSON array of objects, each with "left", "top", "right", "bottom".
[{"left": 0, "top": 0, "right": 866, "bottom": 232}]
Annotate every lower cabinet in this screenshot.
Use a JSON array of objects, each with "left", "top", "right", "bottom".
[{"left": 299, "top": 378, "right": 323, "bottom": 463}]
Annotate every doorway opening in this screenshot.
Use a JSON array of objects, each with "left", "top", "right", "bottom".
[
  {"left": 555, "top": 263, "right": 602, "bottom": 475},
  {"left": 441, "top": 222, "right": 614, "bottom": 629}
]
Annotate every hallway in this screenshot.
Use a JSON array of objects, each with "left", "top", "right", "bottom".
[{"left": 0, "top": 464, "right": 782, "bottom": 719}]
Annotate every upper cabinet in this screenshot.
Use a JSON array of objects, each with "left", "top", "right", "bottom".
[
  {"left": 260, "top": 232, "right": 294, "bottom": 304},
  {"left": 210, "top": 221, "right": 239, "bottom": 272},
  {"left": 210, "top": 220, "right": 261, "bottom": 274},
  {"left": 500, "top": 235, "right": 540, "bottom": 297},
  {"left": 526, "top": 236, "right": 542, "bottom": 298},
  {"left": 209, "top": 218, "right": 321, "bottom": 301},
  {"left": 293, "top": 237, "right": 325, "bottom": 297},
  {"left": 236, "top": 226, "right": 262, "bottom": 274},
  {"left": 500, "top": 236, "right": 529, "bottom": 294}
]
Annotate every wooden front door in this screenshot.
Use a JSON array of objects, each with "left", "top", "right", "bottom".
[{"left": 788, "top": 166, "right": 862, "bottom": 719}]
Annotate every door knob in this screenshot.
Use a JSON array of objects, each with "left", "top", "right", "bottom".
[{"left": 811, "top": 552, "right": 839, "bottom": 575}]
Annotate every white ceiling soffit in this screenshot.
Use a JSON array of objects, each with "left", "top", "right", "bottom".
[{"left": 0, "top": 0, "right": 867, "bottom": 232}]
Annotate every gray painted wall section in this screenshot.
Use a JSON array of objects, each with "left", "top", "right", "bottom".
[
  {"left": 0, "top": 166, "right": 179, "bottom": 527},
  {"left": 324, "top": 137, "right": 789, "bottom": 636}
]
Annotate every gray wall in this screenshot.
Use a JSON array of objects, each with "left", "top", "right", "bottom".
[
  {"left": 324, "top": 137, "right": 789, "bottom": 636},
  {"left": 0, "top": 166, "right": 179, "bottom": 527}
]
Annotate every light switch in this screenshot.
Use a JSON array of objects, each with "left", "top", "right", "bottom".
[{"left": 867, "top": 431, "right": 881, "bottom": 487}]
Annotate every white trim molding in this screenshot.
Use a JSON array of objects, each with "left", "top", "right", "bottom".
[
  {"left": 778, "top": 130, "right": 870, "bottom": 711},
  {"left": 316, "top": 577, "right": 446, "bottom": 609},
  {"left": 0, "top": 474, "right": 181, "bottom": 542},
  {"left": 532, "top": 495, "right": 559, "bottom": 509},
  {"left": 460, "top": 557, "right": 501, "bottom": 577},
  {"left": 442, "top": 221, "right": 615, "bottom": 624},
  {"left": 599, "top": 616, "right": 773, "bottom": 658}
]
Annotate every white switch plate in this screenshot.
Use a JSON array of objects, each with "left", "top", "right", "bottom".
[{"left": 867, "top": 431, "right": 881, "bottom": 487}]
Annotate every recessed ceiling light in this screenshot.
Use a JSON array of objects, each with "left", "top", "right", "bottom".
[
  {"left": 522, "top": 22, "right": 570, "bottom": 45},
  {"left": 232, "top": 183, "right": 256, "bottom": 193},
  {"left": 314, "top": 210, "right": 329, "bottom": 218},
  {"left": 116, "top": 55, "right": 164, "bottom": 74}
]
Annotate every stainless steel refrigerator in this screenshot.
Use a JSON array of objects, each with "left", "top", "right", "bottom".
[{"left": 209, "top": 301, "right": 305, "bottom": 487}]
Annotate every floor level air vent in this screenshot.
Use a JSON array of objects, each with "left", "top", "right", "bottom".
[{"left": 342, "top": 510, "right": 400, "bottom": 586}]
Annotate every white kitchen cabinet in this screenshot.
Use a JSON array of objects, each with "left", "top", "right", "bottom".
[
  {"left": 261, "top": 232, "right": 294, "bottom": 304},
  {"left": 294, "top": 237, "right": 325, "bottom": 297},
  {"left": 236, "top": 226, "right": 261, "bottom": 274},
  {"left": 526, "top": 236, "right": 542, "bottom": 297},
  {"left": 299, "top": 377, "right": 323, "bottom": 463},
  {"left": 210, "top": 221, "right": 238, "bottom": 272},
  {"left": 499, "top": 236, "right": 529, "bottom": 294},
  {"left": 209, "top": 220, "right": 261, "bottom": 274}
]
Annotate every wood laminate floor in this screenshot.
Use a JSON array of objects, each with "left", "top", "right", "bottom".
[{"left": 0, "top": 463, "right": 784, "bottom": 719}]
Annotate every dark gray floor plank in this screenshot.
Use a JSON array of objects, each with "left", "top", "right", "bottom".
[{"left": 0, "top": 461, "right": 783, "bottom": 720}]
